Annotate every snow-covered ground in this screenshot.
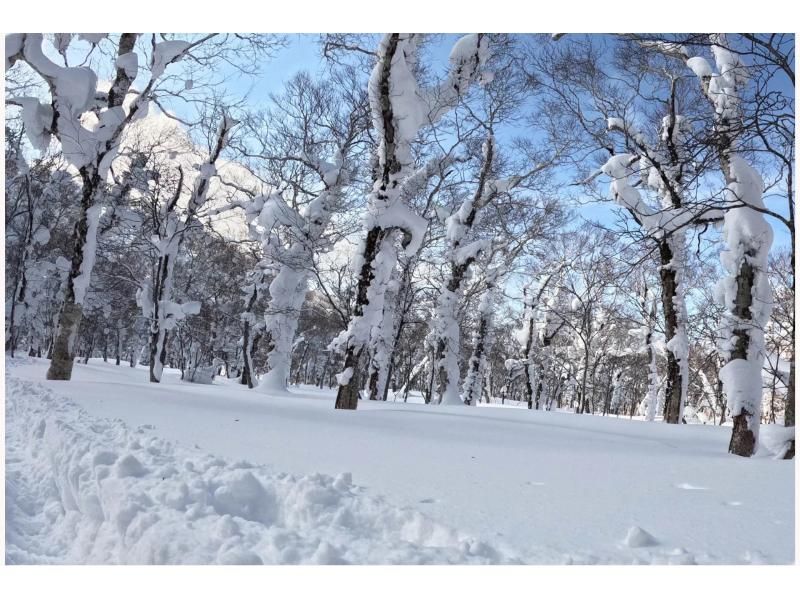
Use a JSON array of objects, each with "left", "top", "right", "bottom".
[{"left": 5, "top": 357, "right": 795, "bottom": 564}]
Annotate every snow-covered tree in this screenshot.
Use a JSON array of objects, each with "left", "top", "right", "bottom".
[
  {"left": 682, "top": 36, "right": 775, "bottom": 456},
  {"left": 238, "top": 269, "right": 269, "bottom": 388},
  {"left": 627, "top": 282, "right": 660, "bottom": 421},
  {"left": 6, "top": 33, "right": 278, "bottom": 381},
  {"left": 4, "top": 135, "right": 77, "bottom": 357},
  {"left": 506, "top": 269, "right": 562, "bottom": 410},
  {"left": 135, "top": 114, "right": 237, "bottom": 382},
  {"left": 331, "top": 33, "right": 490, "bottom": 410},
  {"left": 461, "top": 254, "right": 505, "bottom": 406},
  {"left": 602, "top": 104, "right": 695, "bottom": 424},
  {"left": 254, "top": 154, "right": 349, "bottom": 392},
  {"left": 7, "top": 33, "right": 183, "bottom": 379}
]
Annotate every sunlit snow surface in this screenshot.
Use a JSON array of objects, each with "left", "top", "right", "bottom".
[{"left": 5, "top": 358, "right": 794, "bottom": 564}]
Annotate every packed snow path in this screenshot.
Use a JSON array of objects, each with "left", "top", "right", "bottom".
[
  {"left": 6, "top": 375, "right": 512, "bottom": 564},
  {"left": 5, "top": 358, "right": 795, "bottom": 564}
]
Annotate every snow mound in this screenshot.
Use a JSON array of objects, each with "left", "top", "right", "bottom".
[
  {"left": 623, "top": 526, "right": 659, "bottom": 548},
  {"left": 759, "top": 425, "right": 795, "bottom": 459},
  {"left": 5, "top": 376, "right": 516, "bottom": 565}
]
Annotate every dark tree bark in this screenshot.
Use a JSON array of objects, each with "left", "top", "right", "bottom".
[
  {"left": 727, "top": 256, "right": 758, "bottom": 457},
  {"left": 335, "top": 218, "right": 390, "bottom": 409},
  {"left": 524, "top": 312, "right": 537, "bottom": 410},
  {"left": 463, "top": 313, "right": 490, "bottom": 406},
  {"left": 240, "top": 277, "right": 263, "bottom": 388},
  {"left": 335, "top": 35, "right": 401, "bottom": 411},
  {"left": 659, "top": 240, "right": 684, "bottom": 424},
  {"left": 47, "top": 168, "right": 97, "bottom": 380}
]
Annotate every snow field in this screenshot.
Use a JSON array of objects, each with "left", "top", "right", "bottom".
[{"left": 5, "top": 358, "right": 795, "bottom": 565}]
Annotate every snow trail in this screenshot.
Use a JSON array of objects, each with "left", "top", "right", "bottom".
[{"left": 5, "top": 375, "right": 516, "bottom": 565}]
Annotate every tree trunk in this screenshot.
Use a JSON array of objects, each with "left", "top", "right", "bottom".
[
  {"left": 367, "top": 362, "right": 380, "bottom": 400},
  {"left": 523, "top": 309, "right": 536, "bottom": 409},
  {"left": 689, "top": 42, "right": 772, "bottom": 458},
  {"left": 335, "top": 346, "right": 363, "bottom": 410},
  {"left": 335, "top": 226, "right": 385, "bottom": 410},
  {"left": 727, "top": 258, "right": 758, "bottom": 457},
  {"left": 577, "top": 348, "right": 590, "bottom": 414},
  {"left": 784, "top": 357, "right": 795, "bottom": 459},
  {"left": 47, "top": 191, "right": 95, "bottom": 379},
  {"left": 241, "top": 328, "right": 261, "bottom": 389},
  {"left": 659, "top": 239, "right": 686, "bottom": 424},
  {"left": 150, "top": 330, "right": 169, "bottom": 383},
  {"left": 335, "top": 35, "right": 402, "bottom": 410},
  {"left": 149, "top": 328, "right": 161, "bottom": 383},
  {"left": 293, "top": 342, "right": 309, "bottom": 386},
  {"left": 318, "top": 350, "right": 331, "bottom": 389},
  {"left": 463, "top": 314, "right": 490, "bottom": 406},
  {"left": 533, "top": 333, "right": 557, "bottom": 410},
  {"left": 115, "top": 329, "right": 122, "bottom": 366}
]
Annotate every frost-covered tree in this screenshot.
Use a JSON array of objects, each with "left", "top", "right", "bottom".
[
  {"left": 238, "top": 268, "right": 269, "bottom": 388},
  {"left": 550, "top": 229, "right": 622, "bottom": 414},
  {"left": 461, "top": 249, "right": 510, "bottom": 406},
  {"left": 259, "top": 149, "right": 362, "bottom": 390},
  {"left": 253, "top": 160, "right": 347, "bottom": 392},
  {"left": 602, "top": 105, "right": 695, "bottom": 424},
  {"left": 426, "top": 41, "right": 564, "bottom": 407},
  {"left": 616, "top": 33, "right": 794, "bottom": 449},
  {"left": 765, "top": 249, "right": 794, "bottom": 454},
  {"left": 538, "top": 36, "right": 725, "bottom": 424}
]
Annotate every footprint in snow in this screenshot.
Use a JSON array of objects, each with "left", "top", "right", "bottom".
[
  {"left": 675, "top": 482, "right": 708, "bottom": 491},
  {"left": 418, "top": 498, "right": 437, "bottom": 504}
]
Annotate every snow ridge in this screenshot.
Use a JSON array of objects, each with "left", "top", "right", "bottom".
[{"left": 5, "top": 376, "right": 515, "bottom": 565}]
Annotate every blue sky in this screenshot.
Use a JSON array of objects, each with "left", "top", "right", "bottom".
[{"left": 233, "top": 34, "right": 464, "bottom": 104}]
